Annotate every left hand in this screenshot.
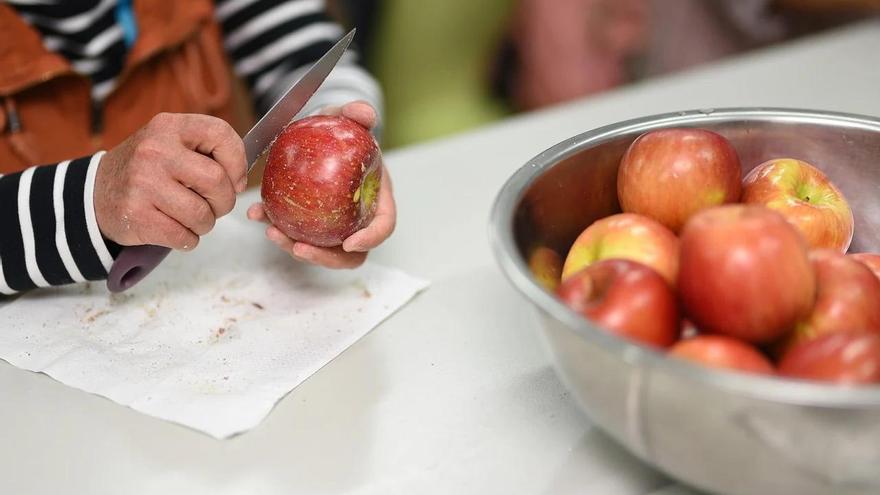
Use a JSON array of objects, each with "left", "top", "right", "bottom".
[{"left": 247, "top": 101, "right": 396, "bottom": 268}]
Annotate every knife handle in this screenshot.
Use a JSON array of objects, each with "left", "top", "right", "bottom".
[{"left": 106, "top": 244, "right": 171, "bottom": 293}]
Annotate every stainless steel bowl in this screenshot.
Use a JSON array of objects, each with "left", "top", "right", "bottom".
[{"left": 489, "top": 108, "right": 880, "bottom": 495}]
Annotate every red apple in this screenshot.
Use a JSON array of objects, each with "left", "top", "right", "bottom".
[
  {"left": 850, "top": 253, "right": 880, "bottom": 281},
  {"left": 779, "top": 331, "right": 880, "bottom": 385},
  {"left": 617, "top": 128, "right": 742, "bottom": 233},
  {"left": 670, "top": 335, "right": 774, "bottom": 375},
  {"left": 261, "top": 115, "right": 382, "bottom": 247},
  {"left": 678, "top": 205, "right": 815, "bottom": 343},
  {"left": 556, "top": 259, "right": 679, "bottom": 348},
  {"left": 742, "top": 158, "right": 853, "bottom": 252},
  {"left": 528, "top": 245, "right": 563, "bottom": 291},
  {"left": 562, "top": 213, "right": 679, "bottom": 286},
  {"left": 784, "top": 250, "right": 880, "bottom": 350}
]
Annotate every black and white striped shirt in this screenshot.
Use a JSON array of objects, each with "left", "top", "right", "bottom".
[{"left": 1, "top": 0, "right": 382, "bottom": 295}]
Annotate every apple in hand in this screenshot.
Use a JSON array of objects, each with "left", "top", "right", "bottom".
[
  {"left": 742, "top": 158, "right": 853, "bottom": 252},
  {"left": 669, "top": 335, "right": 774, "bottom": 375},
  {"left": 562, "top": 213, "right": 679, "bottom": 286},
  {"left": 850, "top": 253, "right": 880, "bottom": 281},
  {"left": 678, "top": 205, "right": 815, "bottom": 343},
  {"left": 528, "top": 245, "right": 563, "bottom": 291},
  {"left": 617, "top": 128, "right": 742, "bottom": 233},
  {"left": 556, "top": 259, "right": 679, "bottom": 348},
  {"left": 785, "top": 250, "right": 880, "bottom": 349},
  {"left": 261, "top": 115, "right": 382, "bottom": 247},
  {"left": 779, "top": 331, "right": 880, "bottom": 385}
]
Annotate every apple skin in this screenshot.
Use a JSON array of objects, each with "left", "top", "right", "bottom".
[
  {"left": 784, "top": 250, "right": 880, "bottom": 350},
  {"left": 779, "top": 331, "right": 880, "bottom": 385},
  {"left": 669, "top": 335, "right": 774, "bottom": 375},
  {"left": 742, "top": 158, "right": 853, "bottom": 253},
  {"left": 528, "top": 245, "right": 563, "bottom": 291},
  {"left": 556, "top": 259, "right": 679, "bottom": 349},
  {"left": 617, "top": 128, "right": 742, "bottom": 233},
  {"left": 850, "top": 253, "right": 880, "bottom": 281},
  {"left": 562, "top": 213, "right": 679, "bottom": 286},
  {"left": 261, "top": 115, "right": 382, "bottom": 247},
  {"left": 678, "top": 205, "right": 816, "bottom": 344}
]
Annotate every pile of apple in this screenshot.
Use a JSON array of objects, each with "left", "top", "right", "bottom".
[{"left": 529, "top": 128, "right": 880, "bottom": 385}]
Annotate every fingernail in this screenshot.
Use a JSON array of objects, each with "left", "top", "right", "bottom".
[{"left": 289, "top": 246, "right": 308, "bottom": 262}]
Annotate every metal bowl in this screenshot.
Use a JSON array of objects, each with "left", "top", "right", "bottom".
[{"left": 489, "top": 108, "right": 880, "bottom": 495}]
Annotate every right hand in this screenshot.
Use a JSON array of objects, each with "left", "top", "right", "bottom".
[{"left": 94, "top": 113, "right": 247, "bottom": 251}]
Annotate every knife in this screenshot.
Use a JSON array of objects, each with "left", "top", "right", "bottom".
[{"left": 106, "top": 28, "right": 356, "bottom": 293}]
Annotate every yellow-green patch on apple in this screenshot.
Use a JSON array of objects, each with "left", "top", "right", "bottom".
[
  {"left": 743, "top": 158, "right": 853, "bottom": 252},
  {"left": 561, "top": 213, "right": 679, "bottom": 286},
  {"left": 528, "top": 245, "right": 563, "bottom": 292}
]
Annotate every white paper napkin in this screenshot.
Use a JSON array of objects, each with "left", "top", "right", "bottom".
[{"left": 0, "top": 211, "right": 429, "bottom": 439}]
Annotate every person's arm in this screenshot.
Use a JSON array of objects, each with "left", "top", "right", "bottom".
[
  {"left": 1, "top": 113, "right": 248, "bottom": 295},
  {"left": 215, "top": 0, "right": 383, "bottom": 126},
  {"left": 0, "top": 153, "right": 118, "bottom": 295}
]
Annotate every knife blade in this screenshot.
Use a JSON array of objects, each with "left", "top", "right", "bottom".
[
  {"left": 244, "top": 28, "right": 356, "bottom": 169},
  {"left": 106, "top": 28, "right": 356, "bottom": 293}
]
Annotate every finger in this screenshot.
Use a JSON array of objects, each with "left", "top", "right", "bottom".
[
  {"left": 340, "top": 101, "right": 378, "bottom": 130},
  {"left": 292, "top": 242, "right": 368, "bottom": 269},
  {"left": 265, "top": 225, "right": 307, "bottom": 262},
  {"left": 343, "top": 167, "right": 396, "bottom": 252},
  {"left": 170, "top": 113, "right": 248, "bottom": 192},
  {"left": 153, "top": 178, "right": 216, "bottom": 236},
  {"left": 247, "top": 203, "right": 269, "bottom": 223},
  {"left": 142, "top": 208, "right": 200, "bottom": 251},
  {"left": 265, "top": 221, "right": 366, "bottom": 268},
  {"left": 170, "top": 150, "right": 238, "bottom": 217}
]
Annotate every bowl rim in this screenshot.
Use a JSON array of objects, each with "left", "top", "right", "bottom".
[{"left": 488, "top": 106, "right": 880, "bottom": 407}]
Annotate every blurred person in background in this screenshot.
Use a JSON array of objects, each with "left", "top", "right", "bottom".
[
  {"left": 363, "top": 0, "right": 517, "bottom": 148},
  {"left": 0, "top": 0, "right": 394, "bottom": 296},
  {"left": 496, "top": 0, "right": 880, "bottom": 111},
  {"left": 343, "top": 0, "right": 877, "bottom": 150}
]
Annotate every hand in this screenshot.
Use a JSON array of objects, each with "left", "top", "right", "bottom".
[
  {"left": 247, "top": 101, "right": 396, "bottom": 269},
  {"left": 95, "top": 113, "right": 247, "bottom": 250}
]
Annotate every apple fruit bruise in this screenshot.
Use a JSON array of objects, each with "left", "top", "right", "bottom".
[{"left": 261, "top": 115, "right": 382, "bottom": 247}]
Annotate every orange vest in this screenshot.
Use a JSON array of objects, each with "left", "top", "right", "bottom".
[{"left": 0, "top": 0, "right": 249, "bottom": 174}]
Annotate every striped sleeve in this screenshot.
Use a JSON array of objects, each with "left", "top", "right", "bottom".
[
  {"left": 215, "top": 0, "right": 384, "bottom": 125},
  {"left": 0, "top": 152, "right": 119, "bottom": 295}
]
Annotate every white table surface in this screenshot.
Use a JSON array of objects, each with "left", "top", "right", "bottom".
[{"left": 2, "top": 20, "right": 878, "bottom": 495}]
